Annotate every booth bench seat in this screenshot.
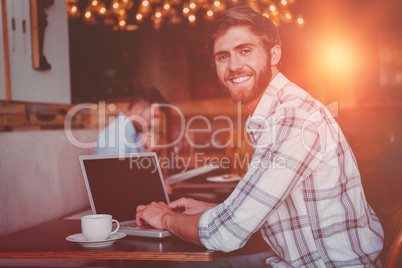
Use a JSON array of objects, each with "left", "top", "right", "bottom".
[{"left": 0, "top": 129, "right": 99, "bottom": 267}]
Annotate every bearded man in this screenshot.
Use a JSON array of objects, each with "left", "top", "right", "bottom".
[{"left": 136, "top": 6, "right": 384, "bottom": 267}]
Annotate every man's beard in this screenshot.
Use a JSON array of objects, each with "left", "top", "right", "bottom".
[{"left": 219, "top": 61, "right": 272, "bottom": 104}]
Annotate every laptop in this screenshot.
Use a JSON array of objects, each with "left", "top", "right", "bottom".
[{"left": 79, "top": 152, "right": 172, "bottom": 238}]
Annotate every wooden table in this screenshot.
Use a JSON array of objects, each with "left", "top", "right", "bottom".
[{"left": 0, "top": 218, "right": 215, "bottom": 264}]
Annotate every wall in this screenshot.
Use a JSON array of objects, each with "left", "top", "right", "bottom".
[
  {"left": 2, "top": 0, "right": 70, "bottom": 104},
  {"left": 136, "top": 25, "right": 191, "bottom": 103},
  {"left": 0, "top": 1, "right": 6, "bottom": 100},
  {"left": 135, "top": 23, "right": 242, "bottom": 117},
  {"left": 0, "top": 100, "right": 90, "bottom": 132}
]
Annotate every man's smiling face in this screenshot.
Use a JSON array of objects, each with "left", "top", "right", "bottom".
[{"left": 213, "top": 25, "right": 272, "bottom": 104}]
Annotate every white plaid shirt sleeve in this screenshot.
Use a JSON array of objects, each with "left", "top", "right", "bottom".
[{"left": 199, "top": 107, "right": 323, "bottom": 252}]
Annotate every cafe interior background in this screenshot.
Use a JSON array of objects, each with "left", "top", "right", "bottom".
[{"left": 0, "top": 0, "right": 401, "bottom": 226}]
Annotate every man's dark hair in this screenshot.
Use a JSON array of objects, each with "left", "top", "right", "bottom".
[
  {"left": 128, "top": 87, "right": 166, "bottom": 109},
  {"left": 205, "top": 6, "right": 281, "bottom": 65}
]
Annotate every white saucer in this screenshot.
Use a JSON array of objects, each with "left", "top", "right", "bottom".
[
  {"left": 206, "top": 173, "right": 242, "bottom": 183},
  {"left": 66, "top": 232, "right": 126, "bottom": 248}
]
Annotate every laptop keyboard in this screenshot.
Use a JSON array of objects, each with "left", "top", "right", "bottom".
[{"left": 120, "top": 221, "right": 155, "bottom": 230}]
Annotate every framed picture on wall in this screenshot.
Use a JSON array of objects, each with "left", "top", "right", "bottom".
[{"left": 188, "top": 42, "right": 226, "bottom": 99}]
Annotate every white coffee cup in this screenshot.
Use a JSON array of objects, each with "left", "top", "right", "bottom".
[{"left": 81, "top": 214, "right": 120, "bottom": 241}]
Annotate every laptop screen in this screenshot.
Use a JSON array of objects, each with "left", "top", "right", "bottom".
[{"left": 80, "top": 153, "right": 169, "bottom": 222}]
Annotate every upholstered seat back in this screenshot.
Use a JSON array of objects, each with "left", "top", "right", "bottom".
[{"left": 0, "top": 130, "right": 98, "bottom": 237}]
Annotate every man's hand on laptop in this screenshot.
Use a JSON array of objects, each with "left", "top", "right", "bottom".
[
  {"left": 135, "top": 198, "right": 217, "bottom": 230},
  {"left": 136, "top": 199, "right": 210, "bottom": 246},
  {"left": 168, "top": 198, "right": 218, "bottom": 215},
  {"left": 136, "top": 202, "right": 172, "bottom": 230}
]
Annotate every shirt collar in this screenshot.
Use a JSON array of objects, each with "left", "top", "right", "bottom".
[{"left": 246, "top": 72, "right": 289, "bottom": 131}]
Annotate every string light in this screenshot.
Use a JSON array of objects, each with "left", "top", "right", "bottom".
[
  {"left": 204, "top": 9, "right": 214, "bottom": 21},
  {"left": 66, "top": 0, "right": 303, "bottom": 30},
  {"left": 188, "top": 14, "right": 196, "bottom": 24},
  {"left": 68, "top": 4, "right": 80, "bottom": 18},
  {"left": 297, "top": 17, "right": 304, "bottom": 25}
]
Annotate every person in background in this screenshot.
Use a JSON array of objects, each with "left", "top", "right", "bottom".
[
  {"left": 135, "top": 6, "right": 384, "bottom": 267},
  {"left": 94, "top": 87, "right": 166, "bottom": 155}
]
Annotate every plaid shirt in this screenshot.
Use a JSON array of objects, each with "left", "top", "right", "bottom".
[{"left": 199, "top": 73, "right": 384, "bottom": 267}]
